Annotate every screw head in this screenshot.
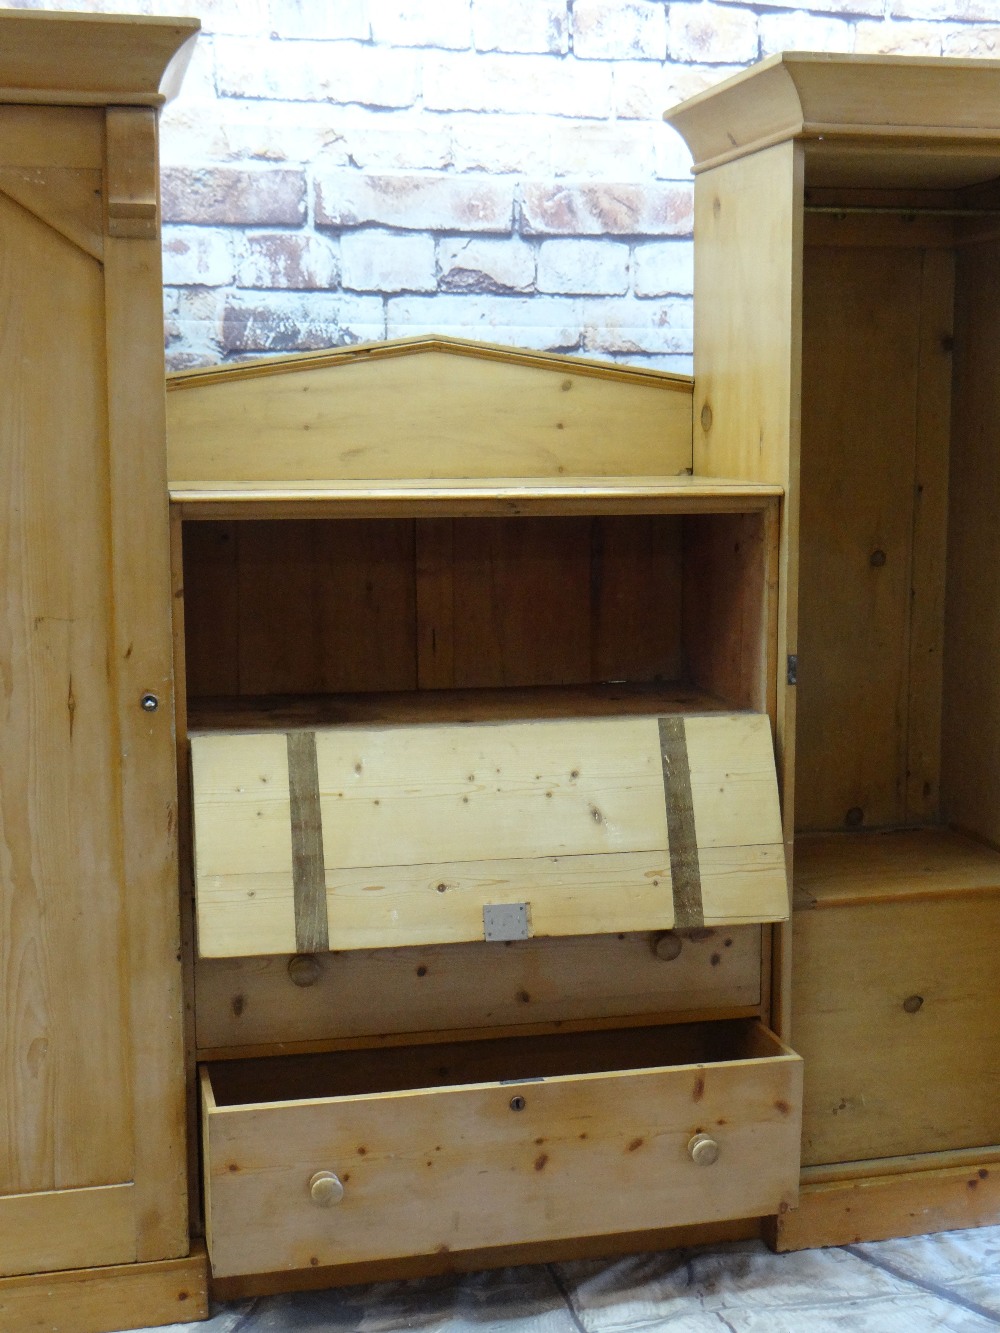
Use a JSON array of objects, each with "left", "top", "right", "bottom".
[{"left": 140, "top": 693, "right": 159, "bottom": 712}]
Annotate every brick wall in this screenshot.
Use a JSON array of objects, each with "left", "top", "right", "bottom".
[{"left": 12, "top": 0, "right": 1000, "bottom": 371}]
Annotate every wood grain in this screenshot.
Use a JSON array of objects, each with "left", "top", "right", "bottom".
[
  {"left": 771, "top": 1160, "right": 1000, "bottom": 1251},
  {"left": 201, "top": 1023, "right": 800, "bottom": 1275},
  {"left": 191, "top": 713, "right": 788, "bottom": 956},
  {"left": 194, "top": 927, "right": 764, "bottom": 1052},
  {"left": 167, "top": 338, "right": 693, "bottom": 484},
  {"left": 0, "top": 189, "right": 132, "bottom": 1200},
  {"left": 0, "top": 1244, "right": 208, "bottom": 1333},
  {"left": 792, "top": 890, "right": 1000, "bottom": 1165}
]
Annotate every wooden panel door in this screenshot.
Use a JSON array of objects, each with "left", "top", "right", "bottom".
[{"left": 0, "top": 105, "right": 185, "bottom": 1275}]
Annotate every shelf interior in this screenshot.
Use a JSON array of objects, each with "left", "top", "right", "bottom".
[{"left": 793, "top": 826, "right": 1000, "bottom": 910}]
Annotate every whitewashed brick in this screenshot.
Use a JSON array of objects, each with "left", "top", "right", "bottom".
[
  {"left": 615, "top": 60, "right": 745, "bottom": 120},
  {"left": 633, "top": 240, "right": 694, "bottom": 297},
  {"left": 438, "top": 237, "right": 536, "bottom": 293},
  {"left": 316, "top": 171, "right": 515, "bottom": 233},
  {"left": 368, "top": 0, "right": 472, "bottom": 49},
  {"left": 387, "top": 293, "right": 586, "bottom": 352},
  {"left": 236, "top": 232, "right": 340, "bottom": 289},
  {"left": 656, "top": 128, "right": 698, "bottom": 182},
  {"left": 162, "top": 167, "right": 306, "bottom": 225},
  {"left": 451, "top": 114, "right": 552, "bottom": 174},
  {"left": 222, "top": 291, "right": 385, "bottom": 352},
  {"left": 719, "top": 0, "right": 880, "bottom": 11},
  {"left": 668, "top": 4, "right": 758, "bottom": 64},
  {"left": 538, "top": 239, "right": 629, "bottom": 295},
  {"left": 341, "top": 229, "right": 437, "bottom": 293},
  {"left": 424, "top": 51, "right": 613, "bottom": 118},
  {"left": 162, "top": 227, "right": 234, "bottom": 286},
  {"left": 164, "top": 288, "right": 228, "bottom": 368},
  {"left": 760, "top": 11, "right": 854, "bottom": 56},
  {"left": 581, "top": 296, "right": 693, "bottom": 357},
  {"left": 162, "top": 100, "right": 351, "bottom": 168},
  {"left": 892, "top": 0, "right": 998, "bottom": 18},
  {"left": 610, "top": 351, "right": 694, "bottom": 375},
  {"left": 268, "top": 0, "right": 369, "bottom": 40},
  {"left": 159, "top": 31, "right": 216, "bottom": 114},
  {"left": 522, "top": 181, "right": 693, "bottom": 237},
  {"left": 944, "top": 25, "right": 1000, "bottom": 55},
  {"left": 472, "top": 0, "right": 568, "bottom": 54},
  {"left": 854, "top": 20, "right": 943, "bottom": 53},
  {"left": 337, "top": 111, "right": 454, "bottom": 172},
  {"left": 573, "top": 0, "right": 667, "bottom": 61},
  {"left": 216, "top": 38, "right": 420, "bottom": 108},
  {"left": 549, "top": 122, "right": 655, "bottom": 179}
]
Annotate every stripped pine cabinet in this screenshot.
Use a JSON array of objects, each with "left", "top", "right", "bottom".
[
  {"left": 666, "top": 50, "right": 1000, "bottom": 1250},
  {"left": 0, "top": 11, "right": 209, "bottom": 1333},
  {"left": 167, "top": 335, "right": 800, "bottom": 1290}
]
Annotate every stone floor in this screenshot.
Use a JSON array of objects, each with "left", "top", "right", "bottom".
[{"left": 142, "top": 1225, "right": 1000, "bottom": 1332}]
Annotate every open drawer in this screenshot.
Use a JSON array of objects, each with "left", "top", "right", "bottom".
[
  {"left": 201, "top": 1019, "right": 802, "bottom": 1277},
  {"left": 191, "top": 711, "right": 788, "bottom": 957}
]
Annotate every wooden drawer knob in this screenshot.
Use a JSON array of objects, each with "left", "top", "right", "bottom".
[
  {"left": 309, "top": 1171, "right": 345, "bottom": 1206},
  {"left": 688, "top": 1133, "right": 719, "bottom": 1166}
]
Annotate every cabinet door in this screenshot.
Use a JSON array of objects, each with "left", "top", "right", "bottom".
[{"left": 0, "top": 105, "right": 185, "bottom": 1274}]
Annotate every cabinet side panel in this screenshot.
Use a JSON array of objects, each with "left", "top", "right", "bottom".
[
  {"left": 0, "top": 192, "right": 133, "bottom": 1200},
  {"left": 943, "top": 239, "right": 1000, "bottom": 844},
  {"left": 691, "top": 141, "right": 801, "bottom": 839}
]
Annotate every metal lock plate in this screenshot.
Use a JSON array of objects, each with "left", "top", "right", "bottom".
[{"left": 483, "top": 901, "right": 531, "bottom": 942}]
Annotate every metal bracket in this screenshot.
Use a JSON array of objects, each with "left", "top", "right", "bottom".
[{"left": 483, "top": 902, "right": 531, "bottom": 942}]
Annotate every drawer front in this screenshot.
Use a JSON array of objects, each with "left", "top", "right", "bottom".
[{"left": 202, "top": 1027, "right": 801, "bottom": 1277}]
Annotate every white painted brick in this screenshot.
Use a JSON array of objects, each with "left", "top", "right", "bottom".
[
  {"left": 760, "top": 11, "right": 854, "bottom": 57},
  {"left": 438, "top": 237, "right": 536, "bottom": 293},
  {"left": 451, "top": 114, "right": 552, "bottom": 174},
  {"left": 267, "top": 0, "right": 369, "bottom": 40},
  {"left": 615, "top": 60, "right": 745, "bottom": 120},
  {"left": 162, "top": 226, "right": 234, "bottom": 286},
  {"left": 656, "top": 127, "right": 698, "bottom": 182},
  {"left": 164, "top": 288, "right": 228, "bottom": 367},
  {"left": 424, "top": 51, "right": 613, "bottom": 118},
  {"left": 522, "top": 181, "right": 693, "bottom": 237},
  {"left": 944, "top": 25, "right": 1000, "bottom": 55},
  {"left": 161, "top": 100, "right": 350, "bottom": 168},
  {"left": 368, "top": 0, "right": 472, "bottom": 49},
  {"left": 549, "top": 121, "right": 656, "bottom": 179},
  {"left": 387, "top": 293, "right": 586, "bottom": 352},
  {"left": 632, "top": 240, "right": 694, "bottom": 297},
  {"left": 892, "top": 0, "right": 997, "bottom": 19},
  {"left": 216, "top": 38, "right": 420, "bottom": 108},
  {"left": 573, "top": 0, "right": 667, "bottom": 61},
  {"left": 337, "top": 111, "right": 454, "bottom": 172},
  {"left": 341, "top": 229, "right": 437, "bottom": 293},
  {"left": 472, "top": 0, "right": 568, "bottom": 54},
  {"left": 235, "top": 232, "right": 341, "bottom": 289},
  {"left": 580, "top": 296, "right": 693, "bottom": 357},
  {"left": 854, "top": 20, "right": 943, "bottom": 53},
  {"left": 723, "top": 0, "right": 880, "bottom": 12},
  {"left": 609, "top": 352, "right": 694, "bottom": 376},
  {"left": 667, "top": 4, "right": 759, "bottom": 65},
  {"left": 221, "top": 291, "right": 385, "bottom": 352},
  {"left": 537, "top": 239, "right": 629, "bottom": 295},
  {"left": 315, "top": 171, "right": 515, "bottom": 233}
]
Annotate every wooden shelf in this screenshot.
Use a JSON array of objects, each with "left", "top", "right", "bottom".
[
  {"left": 170, "top": 475, "right": 783, "bottom": 521},
  {"left": 793, "top": 827, "right": 1000, "bottom": 910},
  {"left": 186, "top": 682, "right": 736, "bottom": 734}
]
